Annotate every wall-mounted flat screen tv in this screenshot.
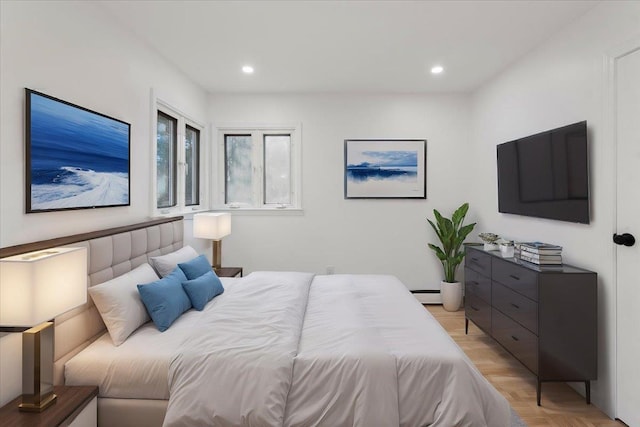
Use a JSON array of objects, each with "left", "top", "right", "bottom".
[
  {"left": 496, "top": 121, "right": 589, "bottom": 224},
  {"left": 26, "top": 89, "right": 130, "bottom": 213}
]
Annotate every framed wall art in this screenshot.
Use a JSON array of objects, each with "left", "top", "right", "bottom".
[
  {"left": 25, "top": 89, "right": 131, "bottom": 213},
  {"left": 344, "top": 139, "right": 427, "bottom": 199}
]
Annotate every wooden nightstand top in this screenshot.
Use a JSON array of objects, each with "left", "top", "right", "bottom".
[
  {"left": 215, "top": 267, "right": 243, "bottom": 278},
  {"left": 0, "top": 385, "right": 98, "bottom": 427}
]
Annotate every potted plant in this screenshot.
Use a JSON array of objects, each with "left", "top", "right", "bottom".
[{"left": 427, "top": 202, "right": 476, "bottom": 311}]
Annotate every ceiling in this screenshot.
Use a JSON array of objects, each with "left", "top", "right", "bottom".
[{"left": 98, "top": 1, "right": 598, "bottom": 94}]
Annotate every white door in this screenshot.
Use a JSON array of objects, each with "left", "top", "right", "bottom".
[{"left": 615, "top": 46, "right": 640, "bottom": 427}]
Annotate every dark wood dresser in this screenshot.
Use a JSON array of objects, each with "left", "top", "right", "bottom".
[{"left": 464, "top": 244, "right": 597, "bottom": 405}]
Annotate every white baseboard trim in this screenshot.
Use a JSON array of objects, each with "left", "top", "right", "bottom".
[{"left": 411, "top": 290, "right": 442, "bottom": 305}]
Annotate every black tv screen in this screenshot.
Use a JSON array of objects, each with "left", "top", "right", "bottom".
[{"left": 497, "top": 121, "right": 589, "bottom": 224}]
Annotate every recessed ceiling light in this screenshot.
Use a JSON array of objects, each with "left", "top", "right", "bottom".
[
  {"left": 431, "top": 65, "right": 444, "bottom": 74},
  {"left": 242, "top": 65, "right": 254, "bottom": 74}
]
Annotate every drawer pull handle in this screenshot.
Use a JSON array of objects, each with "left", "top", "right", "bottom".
[
  {"left": 471, "top": 257, "right": 479, "bottom": 261},
  {"left": 469, "top": 281, "right": 479, "bottom": 286},
  {"left": 511, "top": 335, "right": 519, "bottom": 341},
  {"left": 509, "top": 274, "right": 520, "bottom": 280},
  {"left": 511, "top": 303, "right": 520, "bottom": 309},
  {"left": 470, "top": 305, "right": 479, "bottom": 312}
]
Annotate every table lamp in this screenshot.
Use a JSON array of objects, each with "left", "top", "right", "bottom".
[
  {"left": 0, "top": 246, "right": 87, "bottom": 412},
  {"left": 193, "top": 213, "right": 231, "bottom": 270}
]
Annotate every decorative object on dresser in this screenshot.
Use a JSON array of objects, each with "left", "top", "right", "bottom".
[
  {"left": 427, "top": 203, "right": 476, "bottom": 311},
  {"left": 478, "top": 232, "right": 500, "bottom": 251},
  {"left": 498, "top": 240, "right": 515, "bottom": 258},
  {"left": 518, "top": 241, "right": 563, "bottom": 265},
  {"left": 193, "top": 212, "right": 231, "bottom": 270},
  {"left": 0, "top": 385, "right": 98, "bottom": 427},
  {"left": 0, "top": 247, "right": 87, "bottom": 412},
  {"left": 464, "top": 244, "right": 597, "bottom": 405}
]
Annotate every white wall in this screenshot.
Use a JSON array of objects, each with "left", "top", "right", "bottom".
[
  {"left": 0, "top": 1, "right": 209, "bottom": 247},
  {"left": 209, "top": 93, "right": 472, "bottom": 290},
  {"left": 469, "top": 1, "right": 640, "bottom": 417},
  {"left": 0, "top": 1, "right": 208, "bottom": 406}
]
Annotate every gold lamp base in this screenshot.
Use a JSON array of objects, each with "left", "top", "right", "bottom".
[
  {"left": 212, "top": 239, "right": 222, "bottom": 270},
  {"left": 19, "top": 321, "right": 57, "bottom": 412},
  {"left": 19, "top": 392, "right": 57, "bottom": 412}
]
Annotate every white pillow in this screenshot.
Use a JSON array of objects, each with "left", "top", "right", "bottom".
[
  {"left": 88, "top": 263, "right": 159, "bottom": 346},
  {"left": 149, "top": 246, "right": 199, "bottom": 277}
]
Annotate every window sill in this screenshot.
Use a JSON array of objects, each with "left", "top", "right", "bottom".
[
  {"left": 154, "top": 207, "right": 209, "bottom": 218},
  {"left": 210, "top": 207, "right": 305, "bottom": 216}
]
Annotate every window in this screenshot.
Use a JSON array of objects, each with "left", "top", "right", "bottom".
[
  {"left": 154, "top": 101, "right": 205, "bottom": 214},
  {"left": 216, "top": 125, "right": 301, "bottom": 211},
  {"left": 157, "top": 112, "right": 177, "bottom": 208},
  {"left": 184, "top": 125, "right": 200, "bottom": 206}
]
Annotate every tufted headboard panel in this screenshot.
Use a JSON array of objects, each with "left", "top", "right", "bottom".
[{"left": 0, "top": 216, "right": 184, "bottom": 385}]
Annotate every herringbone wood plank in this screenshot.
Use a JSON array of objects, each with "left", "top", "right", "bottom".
[{"left": 425, "top": 305, "right": 625, "bottom": 427}]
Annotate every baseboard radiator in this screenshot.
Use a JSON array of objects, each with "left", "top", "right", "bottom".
[{"left": 410, "top": 290, "right": 441, "bottom": 305}]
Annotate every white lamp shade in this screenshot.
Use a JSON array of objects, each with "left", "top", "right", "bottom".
[
  {"left": 193, "top": 213, "right": 231, "bottom": 240},
  {"left": 0, "top": 247, "right": 87, "bottom": 327}
]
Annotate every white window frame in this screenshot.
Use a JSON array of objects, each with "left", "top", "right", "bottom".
[
  {"left": 212, "top": 123, "right": 302, "bottom": 213},
  {"left": 152, "top": 96, "right": 208, "bottom": 217}
]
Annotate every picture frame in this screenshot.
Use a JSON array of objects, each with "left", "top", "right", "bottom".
[
  {"left": 25, "top": 89, "right": 131, "bottom": 213},
  {"left": 344, "top": 139, "right": 427, "bottom": 199}
]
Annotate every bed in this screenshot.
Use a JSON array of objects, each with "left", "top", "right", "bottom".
[{"left": 1, "top": 216, "right": 511, "bottom": 426}]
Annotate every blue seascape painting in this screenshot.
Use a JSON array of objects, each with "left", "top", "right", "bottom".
[
  {"left": 346, "top": 150, "right": 418, "bottom": 183},
  {"left": 27, "top": 91, "right": 130, "bottom": 211},
  {"left": 344, "top": 140, "right": 426, "bottom": 198}
]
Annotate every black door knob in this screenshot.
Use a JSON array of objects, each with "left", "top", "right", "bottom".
[{"left": 613, "top": 233, "right": 635, "bottom": 247}]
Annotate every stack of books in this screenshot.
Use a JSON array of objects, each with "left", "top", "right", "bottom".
[{"left": 518, "top": 242, "right": 563, "bottom": 265}]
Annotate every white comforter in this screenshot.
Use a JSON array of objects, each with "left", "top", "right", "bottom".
[{"left": 163, "top": 272, "right": 510, "bottom": 427}]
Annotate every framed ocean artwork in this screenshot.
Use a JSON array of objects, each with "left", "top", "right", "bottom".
[
  {"left": 344, "top": 139, "right": 427, "bottom": 199},
  {"left": 25, "top": 89, "right": 131, "bottom": 213}
]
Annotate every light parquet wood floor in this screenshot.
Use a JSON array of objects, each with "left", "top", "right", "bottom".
[{"left": 426, "top": 305, "right": 625, "bottom": 427}]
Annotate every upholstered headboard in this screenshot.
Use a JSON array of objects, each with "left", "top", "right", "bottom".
[{"left": 0, "top": 216, "right": 184, "bottom": 385}]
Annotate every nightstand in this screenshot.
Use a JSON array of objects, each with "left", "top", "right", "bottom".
[
  {"left": 0, "top": 385, "right": 98, "bottom": 427},
  {"left": 215, "top": 267, "right": 243, "bottom": 278}
]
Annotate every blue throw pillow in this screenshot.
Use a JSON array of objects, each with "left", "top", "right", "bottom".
[
  {"left": 137, "top": 267, "right": 192, "bottom": 332},
  {"left": 178, "top": 254, "right": 213, "bottom": 280},
  {"left": 182, "top": 271, "right": 224, "bottom": 310}
]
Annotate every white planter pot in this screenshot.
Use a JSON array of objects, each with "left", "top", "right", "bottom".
[
  {"left": 441, "top": 281, "right": 463, "bottom": 312},
  {"left": 483, "top": 243, "right": 499, "bottom": 251}
]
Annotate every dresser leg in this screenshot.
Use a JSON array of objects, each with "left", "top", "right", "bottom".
[
  {"left": 537, "top": 380, "right": 542, "bottom": 406},
  {"left": 465, "top": 318, "right": 469, "bottom": 335},
  {"left": 585, "top": 381, "right": 591, "bottom": 404}
]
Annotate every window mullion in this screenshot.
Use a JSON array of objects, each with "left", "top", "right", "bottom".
[
  {"left": 251, "top": 131, "right": 262, "bottom": 207},
  {"left": 176, "top": 118, "right": 185, "bottom": 209}
]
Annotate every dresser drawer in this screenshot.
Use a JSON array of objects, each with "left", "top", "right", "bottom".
[
  {"left": 492, "top": 282, "right": 538, "bottom": 334},
  {"left": 465, "top": 267, "right": 491, "bottom": 303},
  {"left": 465, "top": 293, "right": 491, "bottom": 333},
  {"left": 492, "top": 308, "right": 538, "bottom": 374},
  {"left": 493, "top": 258, "right": 538, "bottom": 301},
  {"left": 465, "top": 248, "right": 491, "bottom": 276}
]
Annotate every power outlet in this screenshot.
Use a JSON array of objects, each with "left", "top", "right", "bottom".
[{"left": 326, "top": 265, "right": 335, "bottom": 275}]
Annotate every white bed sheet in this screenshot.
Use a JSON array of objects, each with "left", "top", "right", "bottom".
[
  {"left": 284, "top": 275, "right": 510, "bottom": 426},
  {"left": 66, "top": 273, "right": 510, "bottom": 427},
  {"left": 64, "top": 277, "right": 239, "bottom": 399}
]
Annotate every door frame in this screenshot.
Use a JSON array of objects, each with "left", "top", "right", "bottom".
[{"left": 603, "top": 35, "right": 640, "bottom": 421}]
